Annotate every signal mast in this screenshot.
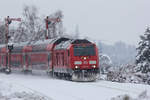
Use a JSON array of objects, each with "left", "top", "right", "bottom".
[
  {"left": 5, "top": 16, "right": 21, "bottom": 44},
  {"left": 4, "top": 16, "right": 21, "bottom": 73},
  {"left": 45, "top": 16, "right": 60, "bottom": 39}
]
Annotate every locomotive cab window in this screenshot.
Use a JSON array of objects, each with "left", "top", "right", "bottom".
[{"left": 73, "top": 45, "right": 96, "bottom": 56}]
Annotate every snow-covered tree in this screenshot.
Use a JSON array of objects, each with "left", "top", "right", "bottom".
[
  {"left": 99, "top": 54, "right": 112, "bottom": 74},
  {"left": 0, "top": 22, "right": 6, "bottom": 44},
  {"left": 18, "top": 5, "right": 44, "bottom": 43},
  {"left": 11, "top": 5, "right": 44, "bottom": 43},
  {"left": 106, "top": 64, "right": 143, "bottom": 83},
  {"left": 136, "top": 27, "right": 150, "bottom": 73},
  {"left": 98, "top": 41, "right": 136, "bottom": 67},
  {"left": 12, "top": 5, "right": 65, "bottom": 43}
]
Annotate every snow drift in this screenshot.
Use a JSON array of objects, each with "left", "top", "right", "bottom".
[{"left": 0, "top": 80, "right": 51, "bottom": 100}]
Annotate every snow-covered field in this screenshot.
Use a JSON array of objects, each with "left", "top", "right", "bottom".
[{"left": 0, "top": 72, "right": 150, "bottom": 100}]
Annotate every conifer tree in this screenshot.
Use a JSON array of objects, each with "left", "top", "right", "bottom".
[{"left": 136, "top": 27, "right": 150, "bottom": 73}]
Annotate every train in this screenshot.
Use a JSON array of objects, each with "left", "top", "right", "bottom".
[{"left": 0, "top": 37, "right": 100, "bottom": 81}]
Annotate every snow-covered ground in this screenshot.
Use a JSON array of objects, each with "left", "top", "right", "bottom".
[{"left": 0, "top": 72, "right": 150, "bottom": 100}]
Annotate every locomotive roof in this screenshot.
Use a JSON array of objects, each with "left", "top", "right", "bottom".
[
  {"left": 55, "top": 40, "right": 72, "bottom": 50},
  {"left": 71, "top": 39, "right": 91, "bottom": 44},
  {"left": 54, "top": 39, "right": 92, "bottom": 50}
]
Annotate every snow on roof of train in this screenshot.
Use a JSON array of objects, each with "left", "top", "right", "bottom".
[
  {"left": 54, "top": 39, "right": 93, "bottom": 50},
  {"left": 11, "top": 37, "right": 66, "bottom": 47},
  {"left": 28, "top": 37, "right": 69, "bottom": 46},
  {"left": 29, "top": 39, "right": 56, "bottom": 46},
  {"left": 13, "top": 41, "right": 28, "bottom": 47},
  {"left": 55, "top": 40, "right": 73, "bottom": 50},
  {"left": 0, "top": 44, "right": 5, "bottom": 48},
  {"left": 71, "top": 39, "right": 91, "bottom": 44},
  {"left": 0, "top": 37, "right": 71, "bottom": 50}
]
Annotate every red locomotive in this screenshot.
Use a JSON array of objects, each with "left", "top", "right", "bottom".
[{"left": 0, "top": 37, "right": 99, "bottom": 81}]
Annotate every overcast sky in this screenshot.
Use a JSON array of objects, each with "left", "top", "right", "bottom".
[{"left": 0, "top": 0, "right": 150, "bottom": 45}]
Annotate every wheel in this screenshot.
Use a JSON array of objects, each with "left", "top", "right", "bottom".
[
  {"left": 5, "top": 68, "right": 11, "bottom": 74},
  {"left": 66, "top": 74, "right": 72, "bottom": 80}
]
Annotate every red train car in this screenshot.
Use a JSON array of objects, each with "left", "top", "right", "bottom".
[
  {"left": 0, "top": 37, "right": 99, "bottom": 81},
  {"left": 53, "top": 39, "right": 99, "bottom": 81},
  {"left": 0, "top": 45, "right": 7, "bottom": 71}
]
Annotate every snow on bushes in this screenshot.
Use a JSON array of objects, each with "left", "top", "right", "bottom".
[
  {"left": 106, "top": 64, "right": 143, "bottom": 83},
  {"left": 106, "top": 64, "right": 150, "bottom": 85},
  {"left": 111, "top": 91, "right": 150, "bottom": 100},
  {"left": 0, "top": 81, "right": 51, "bottom": 100}
]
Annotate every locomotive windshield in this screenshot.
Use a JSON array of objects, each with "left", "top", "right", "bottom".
[{"left": 73, "top": 45, "right": 95, "bottom": 56}]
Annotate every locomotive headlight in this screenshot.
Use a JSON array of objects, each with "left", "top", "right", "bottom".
[
  {"left": 92, "top": 65, "right": 96, "bottom": 68},
  {"left": 75, "top": 66, "right": 79, "bottom": 69},
  {"left": 74, "top": 61, "right": 82, "bottom": 65},
  {"left": 84, "top": 57, "right": 86, "bottom": 60},
  {"left": 89, "top": 60, "right": 96, "bottom": 64}
]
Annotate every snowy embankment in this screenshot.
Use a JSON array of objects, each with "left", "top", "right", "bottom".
[
  {"left": 0, "top": 72, "right": 150, "bottom": 100},
  {"left": 0, "top": 79, "right": 51, "bottom": 100},
  {"left": 111, "top": 91, "right": 150, "bottom": 100}
]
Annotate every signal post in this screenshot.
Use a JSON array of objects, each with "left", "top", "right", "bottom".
[
  {"left": 45, "top": 16, "right": 60, "bottom": 39},
  {"left": 5, "top": 16, "right": 21, "bottom": 73},
  {"left": 45, "top": 16, "right": 60, "bottom": 77}
]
